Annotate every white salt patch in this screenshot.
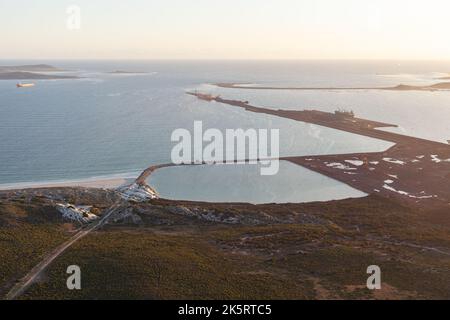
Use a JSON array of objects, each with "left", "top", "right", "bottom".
[
  {"left": 326, "top": 162, "right": 356, "bottom": 170},
  {"left": 382, "top": 184, "right": 409, "bottom": 196},
  {"left": 382, "top": 185, "right": 436, "bottom": 199},
  {"left": 431, "top": 155, "right": 441, "bottom": 163},
  {"left": 431, "top": 155, "right": 450, "bottom": 163},
  {"left": 411, "top": 195, "right": 434, "bottom": 199},
  {"left": 345, "top": 160, "right": 364, "bottom": 166},
  {"left": 383, "top": 158, "right": 405, "bottom": 165}
]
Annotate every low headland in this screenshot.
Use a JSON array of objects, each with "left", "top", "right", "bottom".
[
  {"left": 215, "top": 82, "right": 450, "bottom": 91},
  {"left": 0, "top": 64, "right": 78, "bottom": 80}
]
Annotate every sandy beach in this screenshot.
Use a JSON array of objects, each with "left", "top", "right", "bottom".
[{"left": 0, "top": 176, "right": 135, "bottom": 191}]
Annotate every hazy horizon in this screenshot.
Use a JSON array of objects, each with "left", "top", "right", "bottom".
[
  {"left": 2, "top": 0, "right": 450, "bottom": 60},
  {"left": 2, "top": 58, "right": 450, "bottom": 62}
]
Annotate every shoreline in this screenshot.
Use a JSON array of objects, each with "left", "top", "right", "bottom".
[{"left": 0, "top": 173, "right": 138, "bottom": 191}]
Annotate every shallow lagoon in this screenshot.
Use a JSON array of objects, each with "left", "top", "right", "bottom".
[{"left": 148, "top": 161, "right": 367, "bottom": 204}]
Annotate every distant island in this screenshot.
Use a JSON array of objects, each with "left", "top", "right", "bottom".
[
  {"left": 0, "top": 71, "right": 78, "bottom": 80},
  {"left": 0, "top": 64, "right": 78, "bottom": 80},
  {"left": 436, "top": 73, "right": 450, "bottom": 80},
  {"left": 107, "top": 70, "right": 148, "bottom": 74},
  {"left": 387, "top": 82, "right": 450, "bottom": 91},
  {"left": 0, "top": 64, "right": 66, "bottom": 73},
  {"left": 215, "top": 82, "right": 450, "bottom": 92}
]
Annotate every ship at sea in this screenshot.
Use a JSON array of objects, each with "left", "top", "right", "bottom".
[{"left": 16, "top": 83, "right": 35, "bottom": 88}]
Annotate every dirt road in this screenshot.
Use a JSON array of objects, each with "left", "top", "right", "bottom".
[{"left": 5, "top": 202, "right": 122, "bottom": 300}]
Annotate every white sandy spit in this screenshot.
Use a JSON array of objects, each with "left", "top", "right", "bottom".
[{"left": 0, "top": 174, "right": 138, "bottom": 191}]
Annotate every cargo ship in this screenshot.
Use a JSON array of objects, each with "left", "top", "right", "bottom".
[{"left": 16, "top": 83, "right": 35, "bottom": 88}]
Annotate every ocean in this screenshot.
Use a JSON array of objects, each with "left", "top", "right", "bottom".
[{"left": 1, "top": 60, "right": 449, "bottom": 203}]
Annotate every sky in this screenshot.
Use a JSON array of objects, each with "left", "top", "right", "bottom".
[{"left": 1, "top": 0, "right": 450, "bottom": 60}]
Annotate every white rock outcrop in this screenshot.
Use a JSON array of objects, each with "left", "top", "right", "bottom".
[
  {"left": 117, "top": 183, "right": 158, "bottom": 202},
  {"left": 56, "top": 203, "right": 99, "bottom": 223}
]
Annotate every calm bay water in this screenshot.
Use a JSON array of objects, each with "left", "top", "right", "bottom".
[{"left": 1, "top": 60, "right": 449, "bottom": 203}]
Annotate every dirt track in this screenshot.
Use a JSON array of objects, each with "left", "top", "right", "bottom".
[{"left": 5, "top": 202, "right": 122, "bottom": 300}]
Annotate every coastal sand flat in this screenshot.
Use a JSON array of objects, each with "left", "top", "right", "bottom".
[{"left": 0, "top": 177, "right": 134, "bottom": 191}]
